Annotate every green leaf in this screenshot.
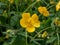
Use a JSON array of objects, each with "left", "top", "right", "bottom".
[
  {"left": 12, "top": 35, "right": 26, "bottom": 45},
  {"left": 0, "top": 9, "right": 3, "bottom": 14},
  {"left": 3, "top": 11, "right": 8, "bottom": 18},
  {"left": 3, "top": 42, "right": 9, "bottom": 45},
  {"left": 0, "top": 16, "right": 6, "bottom": 24},
  {"left": 46, "top": 37, "right": 57, "bottom": 43},
  {"left": 10, "top": 15, "right": 19, "bottom": 26},
  {"left": 45, "top": 19, "right": 52, "bottom": 26},
  {"left": 51, "top": 18, "right": 55, "bottom": 30},
  {"left": 15, "top": 0, "right": 19, "bottom": 4}
]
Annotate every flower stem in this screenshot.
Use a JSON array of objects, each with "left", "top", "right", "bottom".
[
  {"left": 30, "top": 27, "right": 51, "bottom": 42},
  {"left": 57, "top": 32, "right": 59, "bottom": 45},
  {"left": 34, "top": 27, "right": 51, "bottom": 38},
  {"left": 26, "top": 31, "right": 28, "bottom": 45},
  {"left": 16, "top": 3, "right": 18, "bottom": 13},
  {"left": 56, "top": 28, "right": 59, "bottom": 45}
]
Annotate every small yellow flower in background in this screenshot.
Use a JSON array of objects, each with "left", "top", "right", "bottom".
[
  {"left": 38, "top": 6, "right": 49, "bottom": 17},
  {"left": 50, "top": 1, "right": 54, "bottom": 4},
  {"left": 54, "top": 17, "right": 60, "bottom": 26},
  {"left": 56, "top": 1, "right": 60, "bottom": 11},
  {"left": 4, "top": 10, "right": 6, "bottom": 13},
  {"left": 5, "top": 35, "right": 9, "bottom": 39},
  {"left": 50, "top": 0, "right": 55, "bottom": 4},
  {"left": 42, "top": 31, "right": 48, "bottom": 38},
  {"left": 6, "top": 29, "right": 11, "bottom": 33},
  {"left": 6, "top": 29, "right": 15, "bottom": 35},
  {"left": 36, "top": 0, "right": 40, "bottom": 2},
  {"left": 9, "top": 0, "right": 14, "bottom": 3},
  {"left": 20, "top": 13, "right": 40, "bottom": 33}
]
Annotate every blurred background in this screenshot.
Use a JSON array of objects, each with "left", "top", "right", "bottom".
[{"left": 0, "top": 0, "right": 60, "bottom": 45}]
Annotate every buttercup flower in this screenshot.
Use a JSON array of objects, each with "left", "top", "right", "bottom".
[
  {"left": 56, "top": 1, "right": 60, "bottom": 11},
  {"left": 54, "top": 17, "right": 60, "bottom": 26},
  {"left": 20, "top": 13, "right": 40, "bottom": 32},
  {"left": 42, "top": 31, "right": 48, "bottom": 38},
  {"left": 38, "top": 6, "right": 49, "bottom": 17}
]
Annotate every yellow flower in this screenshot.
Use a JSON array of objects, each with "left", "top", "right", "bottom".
[
  {"left": 50, "top": 0, "right": 55, "bottom": 4},
  {"left": 6, "top": 29, "right": 11, "bottom": 32},
  {"left": 54, "top": 17, "right": 60, "bottom": 26},
  {"left": 9, "top": 0, "right": 14, "bottom": 3},
  {"left": 56, "top": 1, "right": 60, "bottom": 11},
  {"left": 5, "top": 35, "right": 9, "bottom": 39},
  {"left": 20, "top": 13, "right": 40, "bottom": 33},
  {"left": 38, "top": 6, "right": 49, "bottom": 17},
  {"left": 36, "top": 0, "right": 40, "bottom": 2},
  {"left": 42, "top": 31, "right": 48, "bottom": 38}
]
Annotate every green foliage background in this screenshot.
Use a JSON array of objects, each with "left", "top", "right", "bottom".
[{"left": 0, "top": 0, "right": 60, "bottom": 45}]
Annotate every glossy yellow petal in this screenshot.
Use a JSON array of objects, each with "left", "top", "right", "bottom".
[
  {"left": 56, "top": 1, "right": 60, "bottom": 11},
  {"left": 20, "top": 13, "right": 31, "bottom": 28},
  {"left": 32, "top": 14, "right": 39, "bottom": 20},
  {"left": 38, "top": 7, "right": 47, "bottom": 14},
  {"left": 56, "top": 4, "right": 60, "bottom": 11},
  {"left": 22, "top": 13, "right": 30, "bottom": 19},
  {"left": 31, "top": 14, "right": 40, "bottom": 27},
  {"left": 20, "top": 19, "right": 27, "bottom": 28},
  {"left": 26, "top": 26, "right": 35, "bottom": 33},
  {"left": 43, "top": 11, "right": 49, "bottom": 17},
  {"left": 33, "top": 21, "right": 40, "bottom": 27},
  {"left": 38, "top": 6, "right": 49, "bottom": 17}
]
